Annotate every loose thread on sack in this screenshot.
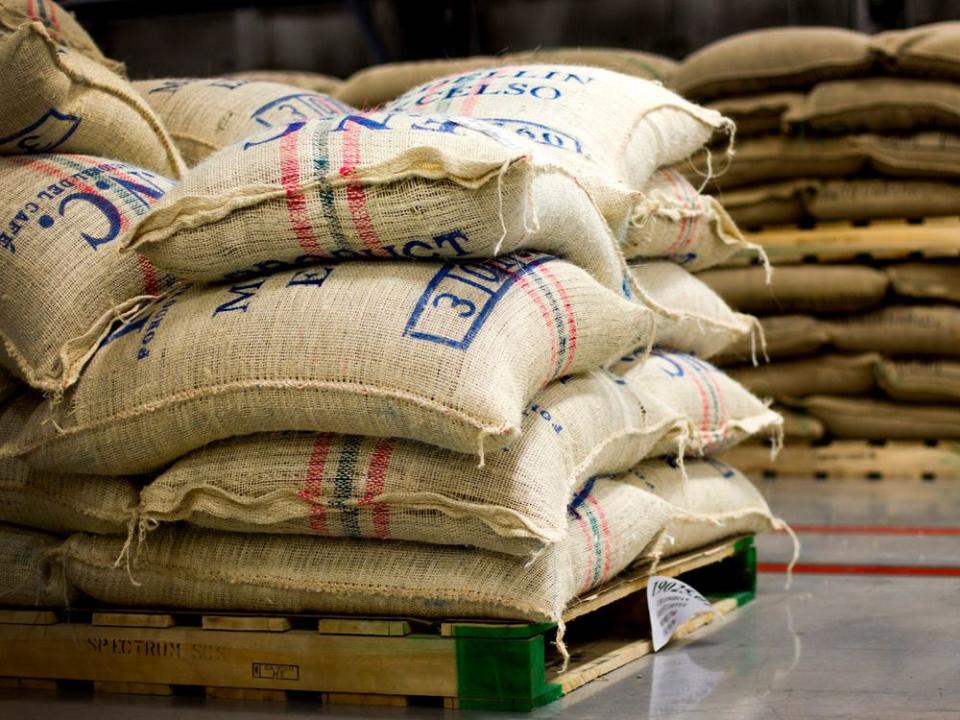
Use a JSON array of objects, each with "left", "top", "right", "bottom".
[
  {"left": 749, "top": 315, "right": 769, "bottom": 367},
  {"left": 774, "top": 517, "right": 802, "bottom": 591},
  {"left": 491, "top": 159, "right": 511, "bottom": 257},
  {"left": 554, "top": 618, "right": 571, "bottom": 673},
  {"left": 476, "top": 431, "right": 487, "bottom": 469},
  {"left": 769, "top": 424, "right": 785, "bottom": 462},
  {"left": 752, "top": 242, "right": 774, "bottom": 285},
  {"left": 113, "top": 513, "right": 146, "bottom": 587}
]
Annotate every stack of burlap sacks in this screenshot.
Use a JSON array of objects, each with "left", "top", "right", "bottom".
[
  {"left": 1, "top": 1, "right": 784, "bottom": 627},
  {"left": 670, "top": 25, "right": 960, "bottom": 442}
]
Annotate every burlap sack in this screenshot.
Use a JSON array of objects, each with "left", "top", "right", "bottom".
[
  {"left": 827, "top": 305, "right": 960, "bottom": 357},
  {"left": 2, "top": 254, "right": 652, "bottom": 473},
  {"left": 630, "top": 262, "right": 756, "bottom": 359},
  {"left": 0, "top": 154, "right": 174, "bottom": 392},
  {"left": 727, "top": 353, "right": 878, "bottom": 400},
  {"left": 871, "top": 22, "right": 960, "bottom": 80},
  {"left": 140, "top": 370, "right": 686, "bottom": 556},
  {"left": 807, "top": 178, "right": 960, "bottom": 221},
  {"left": 0, "top": 0, "right": 123, "bottom": 74},
  {"left": 385, "top": 64, "right": 732, "bottom": 194},
  {"left": 886, "top": 261, "right": 960, "bottom": 303},
  {"left": 699, "top": 264, "right": 889, "bottom": 314},
  {"left": 62, "top": 459, "right": 775, "bottom": 621},
  {"left": 774, "top": 405, "right": 825, "bottom": 440},
  {"left": 122, "top": 112, "right": 631, "bottom": 289},
  {"left": 720, "top": 181, "right": 811, "bottom": 229},
  {"left": 614, "top": 350, "right": 783, "bottom": 454},
  {"left": 0, "top": 23, "right": 184, "bottom": 177},
  {"left": 0, "top": 390, "right": 135, "bottom": 534},
  {"left": 624, "top": 169, "right": 758, "bottom": 271},
  {"left": 706, "top": 92, "right": 805, "bottom": 136},
  {"left": 785, "top": 78, "right": 960, "bottom": 134},
  {"left": 876, "top": 359, "right": 960, "bottom": 404},
  {"left": 674, "top": 27, "right": 873, "bottom": 100},
  {"left": 224, "top": 70, "right": 344, "bottom": 95},
  {"left": 715, "top": 315, "right": 830, "bottom": 365},
  {"left": 0, "top": 522, "right": 73, "bottom": 606},
  {"left": 865, "top": 132, "right": 960, "bottom": 178},
  {"left": 693, "top": 135, "right": 865, "bottom": 190},
  {"left": 801, "top": 395, "right": 960, "bottom": 440},
  {"left": 133, "top": 78, "right": 353, "bottom": 166},
  {"left": 336, "top": 58, "right": 503, "bottom": 108},
  {"left": 502, "top": 48, "right": 677, "bottom": 84}
]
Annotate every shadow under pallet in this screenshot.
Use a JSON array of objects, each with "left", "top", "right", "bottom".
[{"left": 0, "top": 535, "right": 756, "bottom": 712}]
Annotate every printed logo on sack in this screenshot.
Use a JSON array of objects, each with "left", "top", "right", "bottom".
[
  {"left": 251, "top": 94, "right": 351, "bottom": 129},
  {"left": 0, "top": 109, "right": 80, "bottom": 154}
]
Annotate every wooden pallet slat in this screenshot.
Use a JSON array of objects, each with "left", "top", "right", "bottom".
[
  {"left": 721, "top": 440, "right": 960, "bottom": 480},
  {"left": 729, "top": 216, "right": 960, "bottom": 265},
  {"left": 0, "top": 535, "right": 756, "bottom": 711}
]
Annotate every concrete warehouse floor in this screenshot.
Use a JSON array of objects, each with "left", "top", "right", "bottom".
[{"left": 2, "top": 474, "right": 958, "bottom": 720}]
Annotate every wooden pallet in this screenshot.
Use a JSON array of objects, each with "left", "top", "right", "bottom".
[
  {"left": 721, "top": 440, "right": 960, "bottom": 481},
  {"left": 0, "top": 536, "right": 755, "bottom": 712},
  {"left": 728, "top": 216, "right": 960, "bottom": 265}
]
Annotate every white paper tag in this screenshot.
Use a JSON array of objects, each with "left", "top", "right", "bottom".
[{"left": 647, "top": 575, "right": 717, "bottom": 652}]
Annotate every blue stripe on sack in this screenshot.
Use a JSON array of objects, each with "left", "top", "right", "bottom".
[
  {"left": 332, "top": 436, "right": 362, "bottom": 537},
  {"left": 567, "top": 477, "right": 596, "bottom": 519},
  {"left": 311, "top": 121, "right": 348, "bottom": 251},
  {"left": 526, "top": 265, "right": 568, "bottom": 376}
]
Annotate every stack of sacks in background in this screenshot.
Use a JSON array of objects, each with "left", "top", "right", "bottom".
[
  {"left": 0, "top": 0, "right": 354, "bottom": 606},
  {"left": 1, "top": 53, "right": 784, "bottom": 622},
  {"left": 700, "top": 261, "right": 960, "bottom": 442},
  {"left": 674, "top": 23, "right": 960, "bottom": 230},
  {"left": 673, "top": 24, "right": 960, "bottom": 443}
]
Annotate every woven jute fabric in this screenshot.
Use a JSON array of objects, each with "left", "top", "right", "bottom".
[
  {"left": 826, "top": 305, "right": 960, "bottom": 357},
  {"left": 800, "top": 395, "right": 960, "bottom": 440},
  {"left": 385, "top": 65, "right": 732, "bottom": 196},
  {"left": 674, "top": 27, "right": 873, "bottom": 100},
  {"left": 887, "top": 261, "right": 960, "bottom": 303},
  {"left": 624, "top": 169, "right": 756, "bottom": 272},
  {"left": 0, "top": 23, "right": 184, "bottom": 177},
  {"left": 2, "top": 253, "right": 652, "bottom": 473},
  {"left": 139, "top": 370, "right": 686, "bottom": 556},
  {"left": 502, "top": 48, "right": 677, "bottom": 84},
  {"left": 720, "top": 180, "right": 811, "bottom": 229},
  {"left": 871, "top": 22, "right": 960, "bottom": 80},
  {"left": 224, "top": 70, "right": 344, "bottom": 95},
  {"left": 706, "top": 92, "right": 805, "bottom": 136},
  {"left": 0, "top": 0, "right": 123, "bottom": 74},
  {"left": 876, "top": 359, "right": 960, "bottom": 404},
  {"left": 122, "top": 112, "right": 632, "bottom": 290},
  {"left": 0, "top": 522, "right": 73, "bottom": 606},
  {"left": 133, "top": 78, "right": 353, "bottom": 166},
  {"left": 614, "top": 350, "right": 783, "bottom": 455},
  {"left": 336, "top": 57, "right": 501, "bottom": 109},
  {"left": 0, "top": 154, "right": 174, "bottom": 392},
  {"left": 629, "top": 262, "right": 755, "bottom": 360},
  {"left": 785, "top": 77, "right": 960, "bottom": 135},
  {"left": 699, "top": 264, "right": 889, "bottom": 315},
  {"left": 62, "top": 459, "right": 775, "bottom": 621},
  {"left": 728, "top": 353, "right": 879, "bottom": 401},
  {"left": 0, "top": 392, "right": 137, "bottom": 534},
  {"left": 715, "top": 315, "right": 830, "bottom": 365}
]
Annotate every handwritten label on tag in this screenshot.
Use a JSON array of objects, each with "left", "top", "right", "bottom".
[{"left": 647, "top": 576, "right": 717, "bottom": 651}]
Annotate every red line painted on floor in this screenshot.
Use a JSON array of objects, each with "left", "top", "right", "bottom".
[
  {"left": 759, "top": 562, "right": 960, "bottom": 577},
  {"left": 790, "top": 525, "right": 960, "bottom": 536}
]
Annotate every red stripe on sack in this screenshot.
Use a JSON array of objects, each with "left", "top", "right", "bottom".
[
  {"left": 538, "top": 263, "right": 578, "bottom": 375},
  {"left": 661, "top": 170, "right": 694, "bottom": 255},
  {"left": 26, "top": 0, "right": 37, "bottom": 21},
  {"left": 586, "top": 495, "right": 612, "bottom": 583},
  {"left": 361, "top": 439, "right": 394, "bottom": 540},
  {"left": 47, "top": 0, "right": 60, "bottom": 30},
  {"left": 513, "top": 273, "right": 559, "bottom": 383},
  {"left": 574, "top": 513, "right": 595, "bottom": 594},
  {"left": 298, "top": 435, "right": 332, "bottom": 535},
  {"left": 759, "top": 562, "right": 960, "bottom": 577},
  {"left": 791, "top": 525, "right": 960, "bottom": 536},
  {"left": 136, "top": 254, "right": 160, "bottom": 295},
  {"left": 279, "top": 128, "right": 324, "bottom": 255},
  {"left": 338, "top": 122, "right": 384, "bottom": 254}
]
